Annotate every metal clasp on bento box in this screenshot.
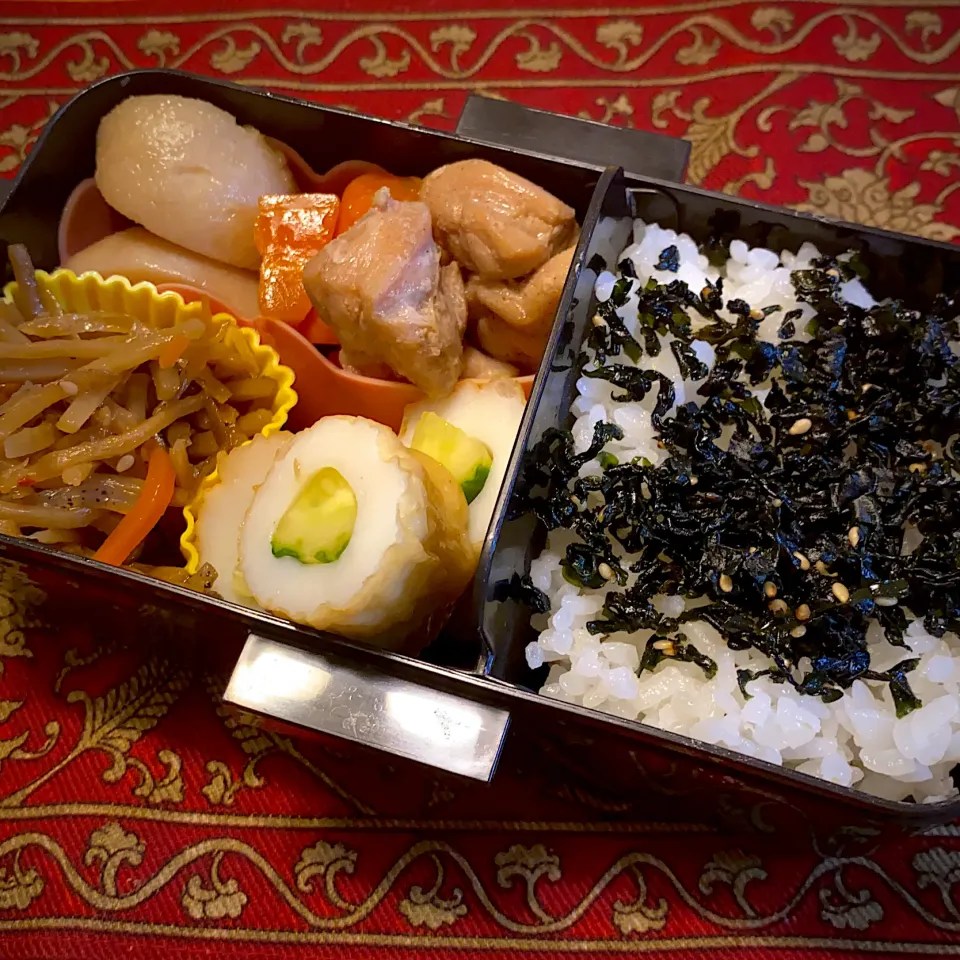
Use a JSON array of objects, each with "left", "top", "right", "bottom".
[{"left": 224, "top": 634, "right": 511, "bottom": 781}]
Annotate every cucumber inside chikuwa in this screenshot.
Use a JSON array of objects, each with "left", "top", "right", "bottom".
[{"left": 271, "top": 466, "right": 358, "bottom": 564}]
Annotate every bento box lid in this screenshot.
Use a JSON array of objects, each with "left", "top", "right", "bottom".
[{"left": 456, "top": 93, "right": 691, "bottom": 184}]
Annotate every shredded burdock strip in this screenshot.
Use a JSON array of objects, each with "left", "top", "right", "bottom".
[
  {"left": 8, "top": 244, "right": 44, "bottom": 320},
  {"left": 57, "top": 376, "right": 123, "bottom": 434},
  {"left": 4, "top": 422, "right": 60, "bottom": 459},
  {"left": 0, "top": 359, "right": 83, "bottom": 383},
  {"left": 18, "top": 312, "right": 136, "bottom": 338},
  {"left": 7, "top": 393, "right": 207, "bottom": 490},
  {"left": 0, "top": 383, "right": 70, "bottom": 442},
  {"left": 0, "top": 336, "right": 133, "bottom": 360},
  {"left": 0, "top": 499, "right": 101, "bottom": 529},
  {"left": 0, "top": 244, "right": 279, "bottom": 587}
]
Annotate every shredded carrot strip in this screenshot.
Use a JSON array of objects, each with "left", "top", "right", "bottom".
[
  {"left": 158, "top": 335, "right": 190, "bottom": 370},
  {"left": 93, "top": 446, "right": 175, "bottom": 566}
]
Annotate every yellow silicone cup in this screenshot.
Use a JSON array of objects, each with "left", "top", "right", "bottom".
[
  {"left": 179, "top": 449, "right": 235, "bottom": 576},
  {"left": 1, "top": 269, "right": 297, "bottom": 574},
  {"left": 180, "top": 366, "right": 296, "bottom": 576}
]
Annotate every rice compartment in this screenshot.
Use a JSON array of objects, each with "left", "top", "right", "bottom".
[{"left": 521, "top": 220, "right": 960, "bottom": 804}]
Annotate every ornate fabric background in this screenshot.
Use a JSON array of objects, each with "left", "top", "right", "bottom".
[{"left": 0, "top": 1, "right": 959, "bottom": 957}]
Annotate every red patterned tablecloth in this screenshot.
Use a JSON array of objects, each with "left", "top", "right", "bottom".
[{"left": 0, "top": 1, "right": 959, "bottom": 957}]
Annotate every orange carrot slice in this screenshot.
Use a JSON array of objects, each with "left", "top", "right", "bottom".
[
  {"left": 94, "top": 445, "right": 176, "bottom": 566},
  {"left": 335, "top": 173, "right": 422, "bottom": 236},
  {"left": 255, "top": 193, "right": 340, "bottom": 326},
  {"left": 158, "top": 334, "right": 190, "bottom": 369}
]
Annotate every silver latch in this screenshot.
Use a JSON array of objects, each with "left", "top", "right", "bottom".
[{"left": 224, "top": 634, "right": 510, "bottom": 781}]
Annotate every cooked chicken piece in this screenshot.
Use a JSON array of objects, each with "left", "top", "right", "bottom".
[
  {"left": 467, "top": 246, "right": 575, "bottom": 333},
  {"left": 303, "top": 192, "right": 467, "bottom": 397},
  {"left": 421, "top": 160, "right": 576, "bottom": 281},
  {"left": 464, "top": 276, "right": 489, "bottom": 325},
  {"left": 475, "top": 311, "right": 547, "bottom": 374},
  {"left": 461, "top": 346, "right": 519, "bottom": 381},
  {"left": 338, "top": 350, "right": 399, "bottom": 382}
]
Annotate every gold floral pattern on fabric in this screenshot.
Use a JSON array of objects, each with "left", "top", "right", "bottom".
[
  {"left": 1, "top": 5, "right": 952, "bottom": 234},
  {"left": 1, "top": 657, "right": 188, "bottom": 809},
  {"left": 0, "top": 825, "right": 956, "bottom": 945},
  {"left": 0, "top": 2, "right": 957, "bottom": 955},
  {"left": 796, "top": 168, "right": 960, "bottom": 242},
  {"left": 1, "top": 8, "right": 959, "bottom": 85}
]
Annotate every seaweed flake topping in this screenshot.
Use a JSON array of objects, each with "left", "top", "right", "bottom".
[
  {"left": 514, "top": 253, "right": 960, "bottom": 712},
  {"left": 655, "top": 245, "right": 680, "bottom": 273}
]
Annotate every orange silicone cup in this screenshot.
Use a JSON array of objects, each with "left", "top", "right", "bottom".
[
  {"left": 299, "top": 308, "right": 339, "bottom": 345},
  {"left": 58, "top": 178, "right": 134, "bottom": 264},
  {"left": 286, "top": 346, "right": 535, "bottom": 433},
  {"left": 158, "top": 285, "right": 534, "bottom": 432}
]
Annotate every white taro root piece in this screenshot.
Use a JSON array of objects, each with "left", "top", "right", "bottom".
[
  {"left": 95, "top": 95, "right": 295, "bottom": 270},
  {"left": 400, "top": 378, "right": 526, "bottom": 553},
  {"left": 66, "top": 228, "right": 260, "bottom": 318},
  {"left": 239, "top": 416, "right": 474, "bottom": 650},
  {"left": 303, "top": 192, "right": 467, "bottom": 397},
  {"left": 194, "top": 432, "right": 293, "bottom": 607},
  {"left": 420, "top": 159, "right": 576, "bottom": 280}
]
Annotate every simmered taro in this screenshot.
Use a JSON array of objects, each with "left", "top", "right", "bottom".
[{"left": 518, "top": 224, "right": 960, "bottom": 804}]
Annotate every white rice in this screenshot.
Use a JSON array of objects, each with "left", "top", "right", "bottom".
[{"left": 525, "top": 220, "right": 960, "bottom": 803}]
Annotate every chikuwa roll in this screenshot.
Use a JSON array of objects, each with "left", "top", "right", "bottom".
[
  {"left": 400, "top": 378, "right": 526, "bottom": 553},
  {"left": 193, "top": 431, "right": 292, "bottom": 607},
  {"left": 239, "top": 415, "right": 474, "bottom": 649}
]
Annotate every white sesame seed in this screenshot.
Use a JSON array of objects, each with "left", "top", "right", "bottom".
[
  {"left": 115, "top": 455, "right": 135, "bottom": 473},
  {"left": 875, "top": 596, "right": 899, "bottom": 607},
  {"left": 764, "top": 581, "right": 777, "bottom": 598},
  {"left": 790, "top": 625, "right": 807, "bottom": 638},
  {"left": 793, "top": 551, "right": 811, "bottom": 571},
  {"left": 719, "top": 573, "right": 733, "bottom": 593},
  {"left": 848, "top": 526, "right": 860, "bottom": 548},
  {"left": 60, "top": 379, "right": 79, "bottom": 396},
  {"left": 795, "top": 604, "right": 811, "bottom": 621},
  {"left": 788, "top": 417, "right": 812, "bottom": 436},
  {"left": 832, "top": 582, "right": 850, "bottom": 603},
  {"left": 598, "top": 562, "right": 614, "bottom": 581}
]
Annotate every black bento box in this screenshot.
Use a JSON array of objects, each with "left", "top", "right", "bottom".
[{"left": 2, "top": 69, "right": 959, "bottom": 831}]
